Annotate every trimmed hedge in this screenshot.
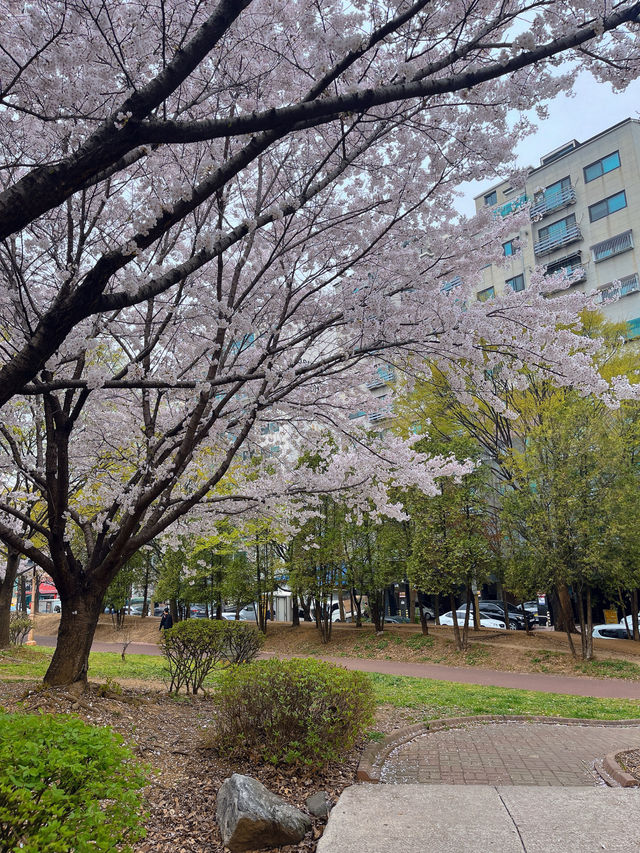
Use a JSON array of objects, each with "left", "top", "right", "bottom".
[
  {"left": 160, "top": 618, "right": 263, "bottom": 693},
  {"left": 206, "top": 658, "right": 375, "bottom": 769},
  {"left": 0, "top": 712, "right": 146, "bottom": 853}
]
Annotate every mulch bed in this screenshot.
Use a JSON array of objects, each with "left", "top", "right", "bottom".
[
  {"left": 0, "top": 680, "right": 414, "bottom": 852},
  {"left": 617, "top": 748, "right": 640, "bottom": 783}
]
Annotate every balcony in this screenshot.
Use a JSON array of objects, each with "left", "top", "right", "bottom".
[
  {"left": 366, "top": 366, "right": 396, "bottom": 389},
  {"left": 534, "top": 223, "right": 582, "bottom": 257},
  {"left": 530, "top": 185, "right": 576, "bottom": 220},
  {"left": 496, "top": 193, "right": 528, "bottom": 218},
  {"left": 441, "top": 275, "right": 462, "bottom": 293},
  {"left": 596, "top": 273, "right": 640, "bottom": 303},
  {"left": 544, "top": 260, "right": 586, "bottom": 288},
  {"left": 369, "top": 405, "right": 394, "bottom": 424}
]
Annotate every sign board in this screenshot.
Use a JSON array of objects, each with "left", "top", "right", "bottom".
[{"left": 604, "top": 609, "right": 619, "bottom": 624}]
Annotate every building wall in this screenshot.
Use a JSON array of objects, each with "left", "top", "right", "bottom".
[{"left": 473, "top": 119, "right": 640, "bottom": 333}]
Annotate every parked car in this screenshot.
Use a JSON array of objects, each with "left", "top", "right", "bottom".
[
  {"left": 222, "top": 605, "right": 257, "bottom": 621},
  {"left": 593, "top": 613, "right": 640, "bottom": 639},
  {"left": 439, "top": 609, "right": 506, "bottom": 629},
  {"left": 384, "top": 616, "right": 413, "bottom": 624},
  {"left": 476, "top": 601, "right": 525, "bottom": 630},
  {"left": 478, "top": 600, "right": 536, "bottom": 630},
  {"left": 189, "top": 604, "right": 209, "bottom": 618}
]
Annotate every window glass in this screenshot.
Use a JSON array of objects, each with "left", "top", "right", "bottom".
[
  {"left": 477, "top": 286, "right": 494, "bottom": 302},
  {"left": 484, "top": 190, "right": 497, "bottom": 206},
  {"left": 584, "top": 150, "right": 620, "bottom": 182},
  {"left": 589, "top": 190, "right": 627, "bottom": 222},
  {"left": 506, "top": 274, "right": 525, "bottom": 292},
  {"left": 538, "top": 213, "right": 575, "bottom": 241},
  {"left": 502, "top": 240, "right": 515, "bottom": 256}
]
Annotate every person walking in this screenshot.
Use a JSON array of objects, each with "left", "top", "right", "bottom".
[{"left": 159, "top": 608, "right": 173, "bottom": 631}]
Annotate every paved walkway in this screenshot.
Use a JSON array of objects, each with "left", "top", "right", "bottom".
[
  {"left": 33, "top": 635, "right": 640, "bottom": 697},
  {"left": 380, "top": 721, "right": 640, "bottom": 785},
  {"left": 317, "top": 786, "right": 640, "bottom": 853}
]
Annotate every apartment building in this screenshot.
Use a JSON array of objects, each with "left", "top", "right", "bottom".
[{"left": 473, "top": 118, "right": 640, "bottom": 337}]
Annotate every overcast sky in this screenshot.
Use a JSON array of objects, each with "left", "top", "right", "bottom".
[{"left": 455, "top": 72, "right": 640, "bottom": 217}]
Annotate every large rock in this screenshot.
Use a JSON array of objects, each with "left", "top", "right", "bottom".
[{"left": 216, "top": 773, "right": 312, "bottom": 852}]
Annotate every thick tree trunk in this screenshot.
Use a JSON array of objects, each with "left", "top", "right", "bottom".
[
  {"left": 418, "top": 601, "right": 429, "bottom": 635},
  {"left": 554, "top": 585, "right": 577, "bottom": 633},
  {"left": 370, "top": 590, "right": 385, "bottom": 633},
  {"left": 409, "top": 586, "right": 416, "bottom": 623},
  {"left": 292, "top": 592, "right": 300, "bottom": 627},
  {"left": 472, "top": 588, "right": 480, "bottom": 632},
  {"left": 0, "top": 550, "right": 21, "bottom": 647},
  {"left": 43, "top": 589, "right": 104, "bottom": 686},
  {"left": 632, "top": 589, "right": 639, "bottom": 642},
  {"left": 434, "top": 593, "right": 440, "bottom": 626}
]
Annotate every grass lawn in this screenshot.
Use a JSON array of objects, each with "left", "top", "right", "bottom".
[{"left": 2, "top": 646, "right": 639, "bottom": 721}]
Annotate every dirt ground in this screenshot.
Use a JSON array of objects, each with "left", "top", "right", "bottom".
[
  {"left": 32, "top": 614, "right": 640, "bottom": 679},
  {"left": 0, "top": 680, "right": 413, "bottom": 853}
]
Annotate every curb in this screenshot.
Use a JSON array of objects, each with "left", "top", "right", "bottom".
[
  {"left": 602, "top": 751, "right": 640, "bottom": 787},
  {"left": 357, "top": 715, "right": 640, "bottom": 783}
]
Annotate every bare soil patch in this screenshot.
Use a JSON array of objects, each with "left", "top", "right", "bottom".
[{"left": 0, "top": 680, "right": 412, "bottom": 853}]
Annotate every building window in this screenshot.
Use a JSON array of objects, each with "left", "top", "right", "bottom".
[
  {"left": 506, "top": 274, "right": 525, "bottom": 292},
  {"left": 477, "top": 286, "right": 495, "bottom": 302},
  {"left": 588, "top": 190, "right": 627, "bottom": 222},
  {"left": 592, "top": 230, "right": 633, "bottom": 262},
  {"left": 584, "top": 150, "right": 620, "bottom": 183},
  {"left": 484, "top": 190, "right": 497, "bottom": 206},
  {"left": 502, "top": 240, "right": 516, "bottom": 257},
  {"left": 598, "top": 273, "right": 640, "bottom": 303},
  {"left": 537, "top": 213, "right": 576, "bottom": 244},
  {"left": 625, "top": 317, "right": 640, "bottom": 340}
]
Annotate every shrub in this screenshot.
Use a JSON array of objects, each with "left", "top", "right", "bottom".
[
  {"left": 8, "top": 614, "right": 32, "bottom": 646},
  {"left": 0, "top": 712, "right": 146, "bottom": 853},
  {"left": 206, "top": 658, "right": 375, "bottom": 769},
  {"left": 223, "top": 619, "right": 264, "bottom": 664},
  {"left": 160, "top": 619, "right": 262, "bottom": 693}
]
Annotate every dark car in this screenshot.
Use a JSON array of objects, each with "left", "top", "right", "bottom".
[{"left": 477, "top": 600, "right": 534, "bottom": 630}]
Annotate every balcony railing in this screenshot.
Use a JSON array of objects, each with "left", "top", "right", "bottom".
[
  {"left": 366, "top": 366, "right": 396, "bottom": 389},
  {"left": 496, "top": 194, "right": 528, "bottom": 218},
  {"left": 534, "top": 223, "right": 582, "bottom": 257},
  {"left": 596, "top": 273, "right": 640, "bottom": 303},
  {"left": 545, "top": 263, "right": 586, "bottom": 288},
  {"left": 530, "top": 185, "right": 576, "bottom": 220}
]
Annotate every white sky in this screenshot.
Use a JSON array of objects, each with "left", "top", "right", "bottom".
[{"left": 455, "top": 72, "right": 640, "bottom": 217}]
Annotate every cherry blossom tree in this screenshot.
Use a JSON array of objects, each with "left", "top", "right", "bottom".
[{"left": 1, "top": 1, "right": 639, "bottom": 685}]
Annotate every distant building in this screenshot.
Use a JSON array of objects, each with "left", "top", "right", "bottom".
[{"left": 473, "top": 118, "right": 640, "bottom": 337}]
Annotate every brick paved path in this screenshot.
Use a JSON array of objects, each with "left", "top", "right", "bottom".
[{"left": 380, "top": 722, "right": 640, "bottom": 786}]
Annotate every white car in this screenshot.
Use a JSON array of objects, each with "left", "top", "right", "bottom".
[
  {"left": 439, "top": 609, "right": 506, "bottom": 629},
  {"left": 592, "top": 614, "right": 639, "bottom": 640},
  {"left": 222, "top": 605, "right": 257, "bottom": 621}
]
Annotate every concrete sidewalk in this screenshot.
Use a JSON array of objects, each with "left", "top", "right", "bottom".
[{"left": 317, "top": 785, "right": 640, "bottom": 853}]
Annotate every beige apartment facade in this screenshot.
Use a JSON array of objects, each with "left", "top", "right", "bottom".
[{"left": 473, "top": 118, "right": 640, "bottom": 337}]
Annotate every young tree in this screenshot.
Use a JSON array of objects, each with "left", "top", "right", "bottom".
[{"left": 406, "top": 436, "right": 493, "bottom": 649}]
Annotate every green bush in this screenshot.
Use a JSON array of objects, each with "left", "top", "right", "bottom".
[
  {"left": 0, "top": 712, "right": 146, "bottom": 853},
  {"left": 8, "top": 614, "right": 32, "bottom": 646},
  {"left": 206, "top": 658, "right": 375, "bottom": 769},
  {"left": 160, "top": 618, "right": 263, "bottom": 693},
  {"left": 223, "top": 619, "right": 264, "bottom": 664}
]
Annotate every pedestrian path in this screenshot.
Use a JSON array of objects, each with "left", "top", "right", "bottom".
[
  {"left": 317, "top": 785, "right": 640, "bottom": 853},
  {"left": 33, "top": 636, "right": 640, "bottom": 697},
  {"left": 380, "top": 720, "right": 640, "bottom": 785}
]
